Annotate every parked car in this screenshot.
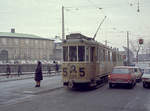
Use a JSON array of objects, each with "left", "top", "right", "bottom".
[
  {"left": 142, "top": 67, "right": 150, "bottom": 88},
  {"left": 108, "top": 66, "right": 136, "bottom": 88},
  {"left": 131, "top": 66, "right": 143, "bottom": 82}
]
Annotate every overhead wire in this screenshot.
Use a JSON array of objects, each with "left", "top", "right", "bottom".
[{"left": 86, "top": 0, "right": 129, "bottom": 48}]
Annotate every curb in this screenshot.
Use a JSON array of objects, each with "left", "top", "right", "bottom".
[{"left": 23, "top": 86, "right": 64, "bottom": 95}]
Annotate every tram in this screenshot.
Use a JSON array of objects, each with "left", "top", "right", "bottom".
[{"left": 62, "top": 33, "right": 123, "bottom": 88}]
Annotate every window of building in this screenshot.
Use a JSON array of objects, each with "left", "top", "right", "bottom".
[
  {"left": 2, "top": 38, "right": 7, "bottom": 45},
  {"left": 14, "top": 39, "right": 19, "bottom": 45},
  {"left": 25, "top": 39, "right": 29, "bottom": 44},
  {"left": 35, "top": 40, "right": 38, "bottom": 45},
  {"left": 43, "top": 41, "right": 46, "bottom": 48}
]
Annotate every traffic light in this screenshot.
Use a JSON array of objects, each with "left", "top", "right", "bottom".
[{"left": 139, "top": 39, "right": 143, "bottom": 45}]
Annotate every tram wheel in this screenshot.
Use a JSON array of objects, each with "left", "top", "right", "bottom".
[{"left": 68, "top": 81, "right": 74, "bottom": 89}]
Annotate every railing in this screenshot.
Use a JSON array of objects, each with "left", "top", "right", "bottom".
[{"left": 0, "top": 64, "right": 61, "bottom": 76}]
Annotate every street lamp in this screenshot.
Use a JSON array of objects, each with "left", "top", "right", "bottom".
[{"left": 62, "top": 6, "right": 65, "bottom": 40}]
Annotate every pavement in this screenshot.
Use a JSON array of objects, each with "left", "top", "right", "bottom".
[
  {"left": 22, "top": 75, "right": 63, "bottom": 95},
  {"left": 0, "top": 72, "right": 64, "bottom": 97}
]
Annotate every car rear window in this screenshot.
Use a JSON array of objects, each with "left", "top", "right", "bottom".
[
  {"left": 112, "top": 68, "right": 129, "bottom": 74},
  {"left": 144, "top": 69, "right": 150, "bottom": 74}
]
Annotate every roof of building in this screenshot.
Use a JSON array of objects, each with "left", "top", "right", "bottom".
[{"left": 0, "top": 32, "right": 53, "bottom": 41}]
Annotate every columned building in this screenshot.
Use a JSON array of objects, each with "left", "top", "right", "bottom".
[{"left": 0, "top": 29, "right": 54, "bottom": 63}]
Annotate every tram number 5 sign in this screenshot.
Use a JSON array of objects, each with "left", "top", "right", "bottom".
[{"left": 63, "top": 67, "right": 85, "bottom": 77}]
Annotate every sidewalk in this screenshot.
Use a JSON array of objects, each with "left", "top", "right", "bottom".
[
  {"left": 22, "top": 75, "right": 64, "bottom": 95},
  {"left": 0, "top": 75, "right": 64, "bottom": 106}
]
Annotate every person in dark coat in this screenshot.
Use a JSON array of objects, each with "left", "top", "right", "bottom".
[
  {"left": 17, "top": 64, "right": 22, "bottom": 77},
  {"left": 47, "top": 65, "right": 51, "bottom": 75},
  {"left": 6, "top": 64, "right": 11, "bottom": 78},
  {"left": 35, "top": 61, "right": 43, "bottom": 87},
  {"left": 55, "top": 62, "right": 59, "bottom": 72}
]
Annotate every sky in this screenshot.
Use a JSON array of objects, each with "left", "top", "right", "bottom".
[{"left": 0, "top": 0, "right": 150, "bottom": 51}]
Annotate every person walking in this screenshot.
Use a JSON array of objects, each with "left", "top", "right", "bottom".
[
  {"left": 6, "top": 64, "right": 11, "bottom": 78},
  {"left": 55, "top": 62, "right": 59, "bottom": 72},
  {"left": 34, "top": 61, "right": 43, "bottom": 87},
  {"left": 47, "top": 65, "right": 51, "bottom": 75},
  {"left": 17, "top": 64, "right": 22, "bottom": 77}
]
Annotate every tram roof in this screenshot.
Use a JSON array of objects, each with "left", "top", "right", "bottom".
[
  {"left": 66, "top": 33, "right": 93, "bottom": 40},
  {"left": 64, "top": 33, "right": 111, "bottom": 49}
]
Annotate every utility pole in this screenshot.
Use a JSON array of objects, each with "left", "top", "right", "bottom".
[
  {"left": 127, "top": 31, "right": 130, "bottom": 66},
  {"left": 62, "top": 6, "right": 65, "bottom": 40},
  {"left": 105, "top": 40, "right": 107, "bottom": 46}
]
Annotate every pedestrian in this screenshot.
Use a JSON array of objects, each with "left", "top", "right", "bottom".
[
  {"left": 47, "top": 65, "right": 51, "bottom": 75},
  {"left": 34, "top": 61, "right": 43, "bottom": 87},
  {"left": 17, "top": 64, "right": 22, "bottom": 77},
  {"left": 55, "top": 62, "right": 59, "bottom": 72},
  {"left": 6, "top": 64, "right": 11, "bottom": 78}
]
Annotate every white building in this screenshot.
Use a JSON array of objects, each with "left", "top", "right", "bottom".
[{"left": 0, "top": 29, "right": 54, "bottom": 63}]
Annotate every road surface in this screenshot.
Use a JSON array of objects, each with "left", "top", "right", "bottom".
[{"left": 0, "top": 78, "right": 150, "bottom": 111}]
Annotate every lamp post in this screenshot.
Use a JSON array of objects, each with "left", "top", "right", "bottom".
[
  {"left": 62, "top": 6, "right": 65, "bottom": 40},
  {"left": 127, "top": 31, "right": 130, "bottom": 66}
]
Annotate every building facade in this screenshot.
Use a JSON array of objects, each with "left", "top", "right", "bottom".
[
  {"left": 0, "top": 29, "right": 54, "bottom": 63},
  {"left": 53, "top": 36, "right": 62, "bottom": 62}
]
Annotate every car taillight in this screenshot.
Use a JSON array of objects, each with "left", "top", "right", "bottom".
[{"left": 108, "top": 75, "right": 112, "bottom": 80}]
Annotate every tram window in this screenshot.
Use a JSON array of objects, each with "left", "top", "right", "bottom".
[
  {"left": 97, "top": 47, "right": 99, "bottom": 62},
  {"left": 99, "top": 49, "right": 103, "bottom": 62},
  {"left": 63, "top": 46, "right": 68, "bottom": 61},
  {"left": 86, "top": 47, "right": 89, "bottom": 61},
  {"left": 103, "top": 49, "right": 105, "bottom": 61},
  {"left": 90, "top": 47, "right": 94, "bottom": 62},
  {"left": 112, "top": 52, "right": 116, "bottom": 62},
  {"left": 69, "top": 46, "right": 77, "bottom": 61},
  {"left": 105, "top": 50, "right": 108, "bottom": 61},
  {"left": 78, "top": 46, "right": 85, "bottom": 61},
  {"left": 110, "top": 52, "right": 112, "bottom": 63}
]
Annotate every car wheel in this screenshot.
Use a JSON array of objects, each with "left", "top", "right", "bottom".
[
  {"left": 129, "top": 83, "right": 134, "bottom": 89},
  {"left": 109, "top": 83, "right": 113, "bottom": 88},
  {"left": 134, "top": 81, "right": 136, "bottom": 86},
  {"left": 143, "top": 82, "right": 147, "bottom": 88},
  {"left": 139, "top": 78, "right": 142, "bottom": 82}
]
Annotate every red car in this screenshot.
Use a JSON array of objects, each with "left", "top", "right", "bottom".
[{"left": 108, "top": 66, "right": 136, "bottom": 88}]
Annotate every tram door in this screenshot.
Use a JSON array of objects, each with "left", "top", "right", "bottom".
[{"left": 90, "top": 47, "right": 96, "bottom": 78}]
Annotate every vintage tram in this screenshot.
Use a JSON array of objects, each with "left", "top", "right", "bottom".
[{"left": 62, "top": 33, "right": 123, "bottom": 88}]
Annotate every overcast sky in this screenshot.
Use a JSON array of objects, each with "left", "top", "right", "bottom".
[{"left": 0, "top": 0, "right": 150, "bottom": 50}]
